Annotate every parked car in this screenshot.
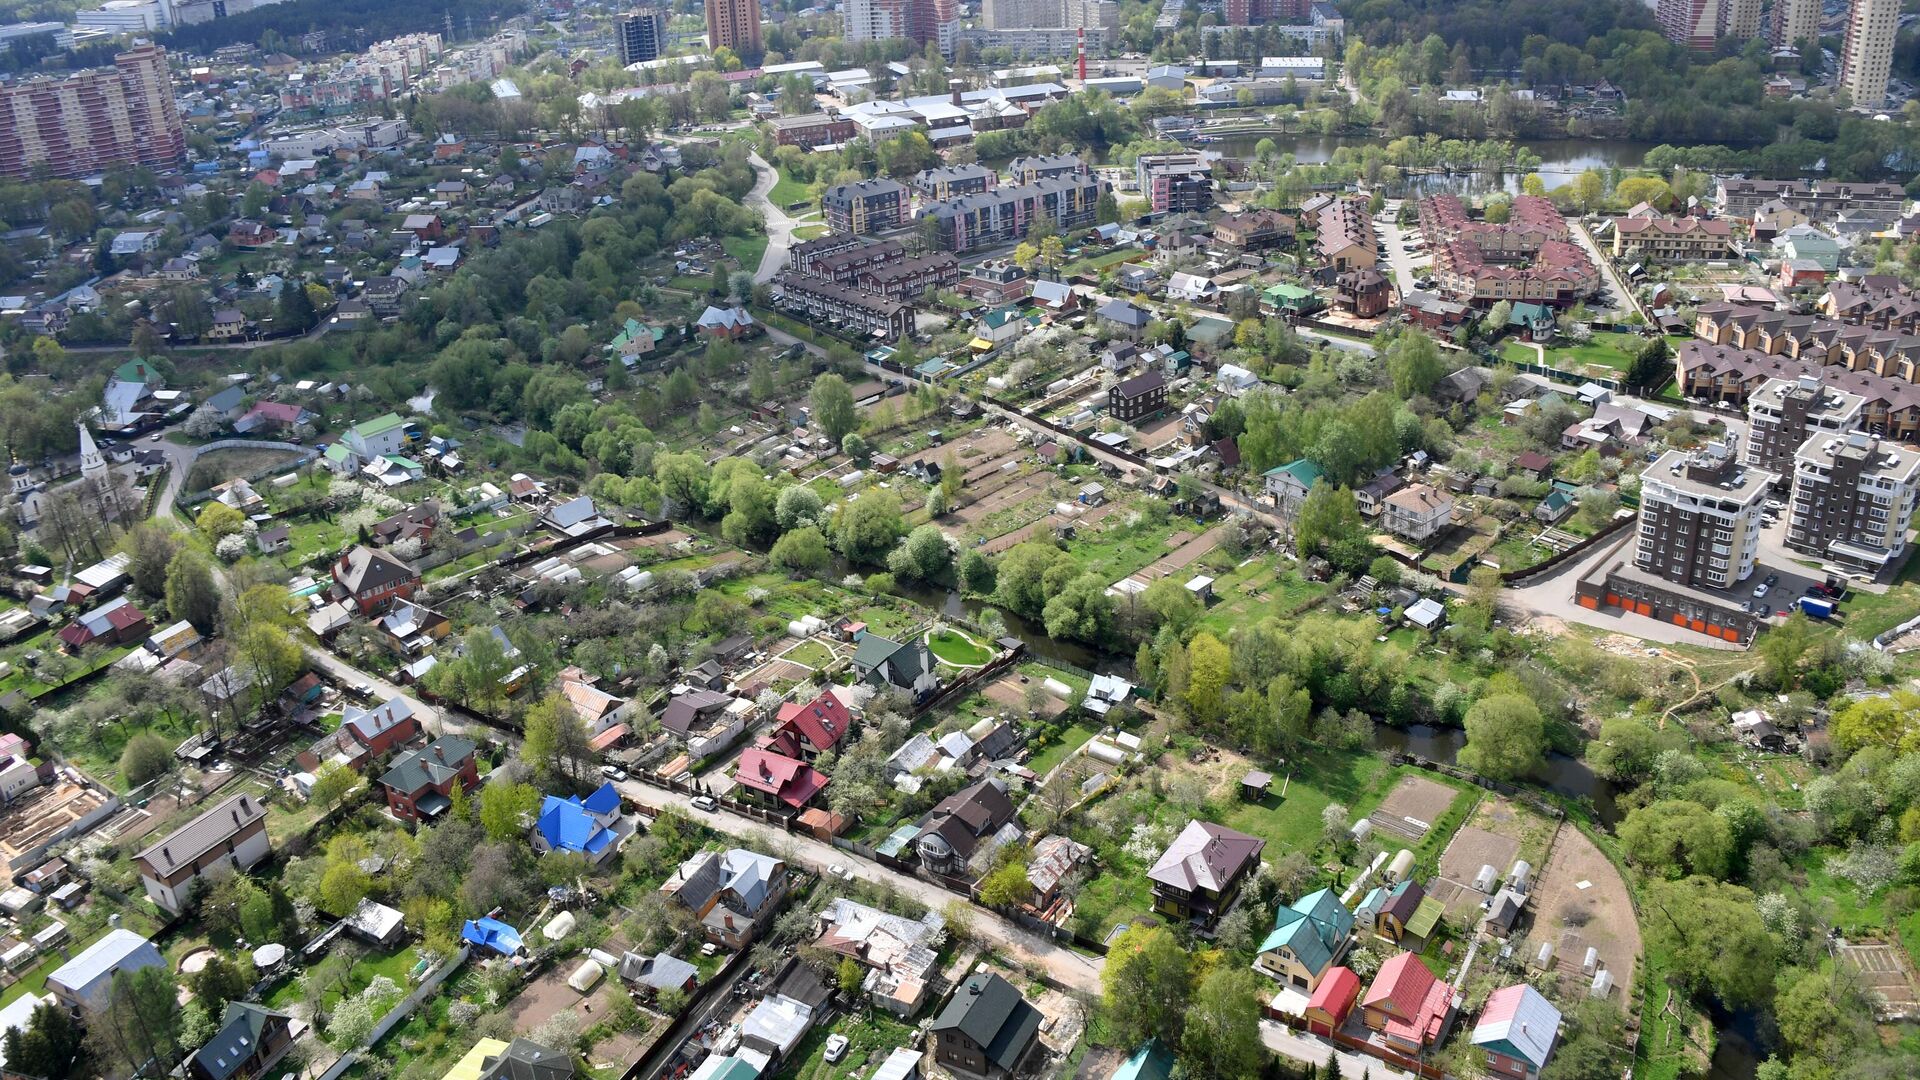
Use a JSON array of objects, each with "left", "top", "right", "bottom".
[
  {"left": 690, "top": 795, "right": 718, "bottom": 812},
  {"left": 827, "top": 864, "right": 853, "bottom": 881},
  {"left": 599, "top": 765, "right": 628, "bottom": 782},
  {"left": 824, "top": 1036, "right": 850, "bottom": 1064},
  {"left": 1753, "top": 583, "right": 1770, "bottom": 599}
]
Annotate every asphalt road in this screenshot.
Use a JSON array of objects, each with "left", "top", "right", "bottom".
[
  {"left": 744, "top": 151, "right": 802, "bottom": 284},
  {"left": 615, "top": 778, "right": 1106, "bottom": 994}
]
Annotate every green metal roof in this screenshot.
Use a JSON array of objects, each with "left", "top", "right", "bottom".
[
  {"left": 1262, "top": 458, "right": 1325, "bottom": 486},
  {"left": 351, "top": 412, "right": 407, "bottom": 437}
]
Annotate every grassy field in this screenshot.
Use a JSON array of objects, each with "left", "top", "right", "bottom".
[
  {"left": 1217, "top": 751, "right": 1395, "bottom": 856},
  {"left": 782, "top": 638, "right": 835, "bottom": 669},
  {"left": 774, "top": 1012, "right": 916, "bottom": 1080},
  {"left": 927, "top": 627, "right": 992, "bottom": 666},
  {"left": 793, "top": 224, "right": 830, "bottom": 241},
  {"left": 183, "top": 447, "right": 305, "bottom": 495},
  {"left": 266, "top": 941, "right": 423, "bottom": 1012},
  {"left": 1026, "top": 721, "right": 1098, "bottom": 777},
  {"left": 722, "top": 234, "right": 771, "bottom": 273},
  {"left": 1063, "top": 247, "right": 1145, "bottom": 276},
  {"left": 769, "top": 167, "right": 812, "bottom": 209}
]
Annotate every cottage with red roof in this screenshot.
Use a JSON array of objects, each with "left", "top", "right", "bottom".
[
  {"left": 236, "top": 400, "right": 314, "bottom": 434},
  {"left": 58, "top": 597, "right": 148, "bottom": 651},
  {"left": 733, "top": 748, "right": 829, "bottom": 810},
  {"left": 761, "top": 691, "right": 855, "bottom": 761},
  {"left": 1361, "top": 952, "right": 1455, "bottom": 1053},
  {"left": 1470, "top": 984, "right": 1562, "bottom": 1080}
]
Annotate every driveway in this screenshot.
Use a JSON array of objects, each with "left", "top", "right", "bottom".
[
  {"left": 615, "top": 779, "right": 1105, "bottom": 994},
  {"left": 1376, "top": 202, "right": 1426, "bottom": 297},
  {"left": 744, "top": 151, "right": 800, "bottom": 284},
  {"left": 1567, "top": 218, "right": 1638, "bottom": 320},
  {"left": 1260, "top": 1021, "right": 1413, "bottom": 1078},
  {"left": 301, "top": 646, "right": 451, "bottom": 734}
]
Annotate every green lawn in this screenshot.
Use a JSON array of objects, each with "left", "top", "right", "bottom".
[
  {"left": 723, "top": 234, "right": 771, "bottom": 272},
  {"left": 926, "top": 628, "right": 992, "bottom": 666},
  {"left": 782, "top": 638, "right": 835, "bottom": 669},
  {"left": 769, "top": 167, "right": 813, "bottom": 210},
  {"left": 1063, "top": 247, "right": 1145, "bottom": 276},
  {"left": 775, "top": 1012, "right": 916, "bottom": 1080},
  {"left": 793, "top": 224, "right": 830, "bottom": 241},
  {"left": 265, "top": 942, "right": 424, "bottom": 1012},
  {"left": 1218, "top": 751, "right": 1393, "bottom": 856},
  {"left": 1026, "top": 721, "right": 1098, "bottom": 777}
]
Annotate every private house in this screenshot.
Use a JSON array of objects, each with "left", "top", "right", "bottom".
[
  {"left": 1110, "top": 369, "right": 1169, "bottom": 424},
  {"left": 1356, "top": 878, "right": 1433, "bottom": 944},
  {"left": 1534, "top": 490, "right": 1574, "bottom": 523},
  {"left": 1355, "top": 471, "right": 1405, "bottom": 517},
  {"left": 533, "top": 782, "right": 630, "bottom": 865},
  {"left": 557, "top": 669, "right": 633, "bottom": 735},
  {"left": 1146, "top": 820, "right": 1265, "bottom": 926},
  {"left": 1305, "top": 966, "right": 1362, "bottom": 1037},
  {"left": 330, "top": 545, "right": 419, "bottom": 616},
  {"left": 379, "top": 601, "right": 451, "bottom": 655},
  {"left": 732, "top": 748, "right": 831, "bottom": 811},
  {"left": 762, "top": 691, "right": 855, "bottom": 761},
  {"left": 662, "top": 847, "right": 790, "bottom": 948},
  {"left": 928, "top": 973, "right": 1043, "bottom": 1080},
  {"left": 377, "top": 736, "right": 479, "bottom": 823},
  {"left": 1361, "top": 952, "right": 1455, "bottom": 1053},
  {"left": 473, "top": 1040, "right": 574, "bottom": 1080},
  {"left": 543, "top": 495, "right": 614, "bottom": 539},
  {"left": 1382, "top": 483, "right": 1454, "bottom": 543},
  {"left": 1470, "top": 984, "right": 1562, "bottom": 1080},
  {"left": 1334, "top": 269, "right": 1391, "bottom": 318},
  {"left": 662, "top": 689, "right": 749, "bottom": 758},
  {"left": 296, "top": 697, "right": 420, "bottom": 773},
  {"left": 697, "top": 306, "right": 757, "bottom": 340},
  {"left": 851, "top": 635, "right": 938, "bottom": 698},
  {"left": 1096, "top": 299, "right": 1152, "bottom": 342},
  {"left": 133, "top": 792, "right": 271, "bottom": 914},
  {"left": 610, "top": 317, "right": 664, "bottom": 364},
  {"left": 1254, "top": 888, "right": 1355, "bottom": 991},
  {"left": 183, "top": 1002, "right": 296, "bottom": 1080},
  {"left": 370, "top": 501, "right": 441, "bottom": 546},
  {"left": 57, "top": 597, "right": 148, "bottom": 651},
  {"left": 916, "top": 778, "right": 1020, "bottom": 876},
  {"left": 1263, "top": 459, "right": 1324, "bottom": 517},
  {"left": 46, "top": 929, "right": 166, "bottom": 1013},
  {"left": 1213, "top": 209, "right": 1296, "bottom": 250},
  {"left": 617, "top": 951, "right": 699, "bottom": 999},
  {"left": 813, "top": 897, "right": 944, "bottom": 1017},
  {"left": 1026, "top": 834, "right": 1092, "bottom": 911}
]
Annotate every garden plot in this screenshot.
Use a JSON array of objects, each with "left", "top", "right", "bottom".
[
  {"left": 1838, "top": 939, "right": 1920, "bottom": 1017},
  {"left": 896, "top": 427, "right": 1017, "bottom": 473},
  {"left": 1366, "top": 773, "right": 1460, "bottom": 844},
  {"left": 1104, "top": 526, "right": 1223, "bottom": 593},
  {"left": 1433, "top": 827, "right": 1521, "bottom": 920},
  {"left": 1529, "top": 824, "right": 1640, "bottom": 1009},
  {"left": 948, "top": 467, "right": 1059, "bottom": 530},
  {"left": 982, "top": 499, "right": 1120, "bottom": 554}
]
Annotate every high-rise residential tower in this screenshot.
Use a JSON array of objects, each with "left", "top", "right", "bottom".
[
  {"left": 1841, "top": 0, "right": 1900, "bottom": 109},
  {"left": 0, "top": 43, "right": 184, "bottom": 180},
  {"left": 616, "top": 8, "right": 670, "bottom": 65},
  {"left": 705, "top": 0, "right": 762, "bottom": 56}
]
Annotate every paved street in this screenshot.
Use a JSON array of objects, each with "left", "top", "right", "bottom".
[
  {"left": 745, "top": 151, "right": 801, "bottom": 284},
  {"left": 300, "top": 646, "right": 452, "bottom": 734},
  {"left": 1377, "top": 200, "right": 1426, "bottom": 297},
  {"left": 614, "top": 778, "right": 1106, "bottom": 994},
  {"left": 1260, "top": 1022, "right": 1414, "bottom": 1079}
]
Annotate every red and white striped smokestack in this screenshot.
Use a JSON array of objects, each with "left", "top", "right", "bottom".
[{"left": 1077, "top": 27, "right": 1086, "bottom": 82}]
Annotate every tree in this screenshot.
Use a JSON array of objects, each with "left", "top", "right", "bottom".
[
  {"left": 1101, "top": 926, "right": 1190, "bottom": 1048},
  {"left": 834, "top": 491, "right": 906, "bottom": 566},
  {"left": 1755, "top": 612, "right": 1814, "bottom": 690},
  {"left": 120, "top": 732, "right": 174, "bottom": 789},
  {"left": 1182, "top": 967, "right": 1267, "bottom": 1080},
  {"left": 1586, "top": 715, "right": 1668, "bottom": 784},
  {"left": 1458, "top": 693, "right": 1546, "bottom": 780},
  {"left": 190, "top": 954, "right": 250, "bottom": 1014},
  {"left": 480, "top": 781, "right": 541, "bottom": 842},
  {"left": 1043, "top": 574, "right": 1114, "bottom": 644},
  {"left": 1642, "top": 876, "right": 1777, "bottom": 1007},
  {"left": 1569, "top": 169, "right": 1607, "bottom": 213},
  {"left": 1619, "top": 799, "right": 1733, "bottom": 879},
  {"left": 770, "top": 525, "right": 833, "bottom": 572},
  {"left": 1294, "top": 484, "right": 1362, "bottom": 557},
  {"left": 977, "top": 857, "right": 1032, "bottom": 908},
  {"left": 3, "top": 1002, "right": 86, "bottom": 1080},
  {"left": 88, "top": 966, "right": 184, "bottom": 1076},
  {"left": 194, "top": 502, "right": 246, "bottom": 540},
  {"left": 1184, "top": 632, "right": 1232, "bottom": 725},
  {"left": 810, "top": 373, "right": 857, "bottom": 444},
  {"left": 890, "top": 524, "right": 953, "bottom": 581},
  {"left": 277, "top": 277, "right": 318, "bottom": 334},
  {"left": 125, "top": 523, "right": 182, "bottom": 597},
  {"left": 320, "top": 856, "right": 371, "bottom": 916},
  {"left": 775, "top": 485, "right": 824, "bottom": 531},
  {"left": 309, "top": 762, "right": 361, "bottom": 813},
  {"left": 841, "top": 432, "right": 869, "bottom": 462},
  {"left": 1625, "top": 336, "right": 1672, "bottom": 392},
  {"left": 524, "top": 693, "right": 593, "bottom": 785},
  {"left": 1385, "top": 331, "right": 1445, "bottom": 398}
]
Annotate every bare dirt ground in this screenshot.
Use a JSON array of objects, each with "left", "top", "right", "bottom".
[
  {"left": 1368, "top": 773, "right": 1461, "bottom": 842},
  {"left": 507, "top": 963, "right": 623, "bottom": 1033},
  {"left": 984, "top": 672, "right": 1070, "bottom": 717},
  {"left": 1527, "top": 824, "right": 1640, "bottom": 1010},
  {"left": 1838, "top": 939, "right": 1920, "bottom": 1017},
  {"left": 1434, "top": 827, "right": 1521, "bottom": 919},
  {"left": 982, "top": 499, "right": 1120, "bottom": 554},
  {"left": 947, "top": 468, "right": 1056, "bottom": 529},
  {"left": 897, "top": 427, "right": 1016, "bottom": 472}
]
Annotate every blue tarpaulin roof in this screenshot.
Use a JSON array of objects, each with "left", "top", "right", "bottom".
[{"left": 462, "top": 918, "right": 525, "bottom": 956}]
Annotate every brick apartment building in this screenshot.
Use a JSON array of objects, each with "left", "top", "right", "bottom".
[
  {"left": 1743, "top": 376, "right": 1864, "bottom": 476},
  {"left": 1786, "top": 432, "right": 1920, "bottom": 572},
  {"left": 823, "top": 179, "right": 909, "bottom": 235},
  {"left": 0, "top": 44, "right": 185, "bottom": 179}
]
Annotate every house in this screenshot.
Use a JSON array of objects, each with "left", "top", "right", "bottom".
[
  {"left": 928, "top": 973, "right": 1042, "bottom": 1080},
  {"left": 1110, "top": 369, "right": 1168, "bottom": 424},
  {"left": 1357, "top": 878, "right": 1428, "bottom": 942},
  {"left": 556, "top": 669, "right": 632, "bottom": 735},
  {"left": 1382, "top": 483, "right": 1454, "bottom": 542},
  {"left": 1254, "top": 888, "right": 1355, "bottom": 990},
  {"left": 473, "top": 1039, "right": 574, "bottom": 1080},
  {"left": 533, "top": 782, "right": 630, "bottom": 865},
  {"left": 379, "top": 601, "right": 451, "bottom": 655},
  {"left": 377, "top": 736, "right": 479, "bottom": 823},
  {"left": 1355, "top": 472, "right": 1405, "bottom": 517},
  {"left": 1304, "top": 966, "right": 1362, "bottom": 1036},
  {"left": 1146, "top": 820, "right": 1265, "bottom": 926},
  {"left": 1026, "top": 834, "right": 1092, "bottom": 911},
  {"left": 1167, "top": 272, "right": 1217, "bottom": 303},
  {"left": 697, "top": 306, "right": 756, "bottom": 339},
  {"left": 1361, "top": 952, "right": 1454, "bottom": 1052},
  {"left": 610, "top": 317, "right": 664, "bottom": 363},
  {"left": 662, "top": 847, "right": 790, "bottom": 948},
  {"left": 1533, "top": 490, "right": 1574, "bottom": 523},
  {"left": 1096, "top": 299, "right": 1152, "bottom": 342},
  {"left": 296, "top": 697, "right": 420, "bottom": 773},
  {"left": 662, "top": 689, "right": 748, "bottom": 758},
  {"left": 1402, "top": 291, "right": 1470, "bottom": 331},
  {"left": 371, "top": 500, "right": 441, "bottom": 546},
  {"left": 617, "top": 951, "right": 699, "bottom": 998},
  {"left": 46, "top": 930, "right": 166, "bottom": 1013},
  {"left": 762, "top": 690, "right": 855, "bottom": 760},
  {"left": 814, "top": 897, "right": 945, "bottom": 1016},
  {"left": 1263, "top": 459, "right": 1324, "bottom": 517},
  {"left": 973, "top": 307, "right": 1028, "bottom": 350},
  {"left": 1213, "top": 209, "right": 1296, "bottom": 250},
  {"left": 916, "top": 778, "right": 1020, "bottom": 875},
  {"left": 330, "top": 545, "right": 419, "bottom": 616},
  {"left": 1334, "top": 269, "right": 1391, "bottom": 318},
  {"left": 227, "top": 220, "right": 275, "bottom": 248},
  {"left": 1471, "top": 984, "right": 1562, "bottom": 1080},
  {"left": 733, "top": 748, "right": 830, "bottom": 811},
  {"left": 183, "top": 1002, "right": 296, "bottom": 1080},
  {"left": 851, "top": 634, "right": 938, "bottom": 698},
  {"left": 57, "top": 597, "right": 148, "bottom": 651},
  {"left": 133, "top": 792, "right": 271, "bottom": 914},
  {"left": 236, "top": 401, "right": 311, "bottom": 434}
]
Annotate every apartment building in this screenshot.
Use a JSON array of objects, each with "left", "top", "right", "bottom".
[
  {"left": 1786, "top": 432, "right": 1920, "bottom": 571},
  {"left": 844, "top": 0, "right": 959, "bottom": 53},
  {"left": 1635, "top": 441, "right": 1771, "bottom": 590},
  {"left": 771, "top": 273, "right": 914, "bottom": 341},
  {"left": 911, "top": 164, "right": 995, "bottom": 201},
  {"left": 0, "top": 44, "right": 183, "bottom": 180},
  {"left": 1770, "top": 0, "right": 1820, "bottom": 47},
  {"left": 918, "top": 174, "right": 1104, "bottom": 253},
  {"left": 1224, "top": 0, "right": 1311, "bottom": 22},
  {"left": 1744, "top": 376, "right": 1866, "bottom": 476},
  {"left": 1656, "top": 0, "right": 1759, "bottom": 50},
  {"left": 1611, "top": 215, "right": 1734, "bottom": 262},
  {"left": 705, "top": 0, "right": 762, "bottom": 54},
  {"left": 1842, "top": 0, "right": 1900, "bottom": 109},
  {"left": 1007, "top": 153, "right": 1088, "bottom": 185},
  {"left": 959, "top": 26, "right": 1108, "bottom": 57},
  {"left": 1136, "top": 152, "right": 1213, "bottom": 214},
  {"left": 1713, "top": 178, "right": 1906, "bottom": 220},
  {"left": 768, "top": 112, "right": 856, "bottom": 149},
  {"left": 823, "top": 179, "right": 910, "bottom": 235},
  {"left": 616, "top": 9, "right": 670, "bottom": 65},
  {"left": 859, "top": 253, "right": 962, "bottom": 301},
  {"left": 799, "top": 238, "right": 907, "bottom": 282}
]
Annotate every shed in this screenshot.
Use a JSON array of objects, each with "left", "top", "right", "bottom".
[
  {"left": 1240, "top": 770, "right": 1271, "bottom": 800},
  {"left": 1184, "top": 575, "right": 1215, "bottom": 601}
]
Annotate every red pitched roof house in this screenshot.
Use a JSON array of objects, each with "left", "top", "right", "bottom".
[
  {"left": 733, "top": 748, "right": 829, "bottom": 810},
  {"left": 57, "top": 597, "right": 148, "bottom": 651},
  {"left": 761, "top": 691, "right": 855, "bottom": 761},
  {"left": 1361, "top": 952, "right": 1455, "bottom": 1052},
  {"left": 1304, "top": 965, "right": 1361, "bottom": 1036}
]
